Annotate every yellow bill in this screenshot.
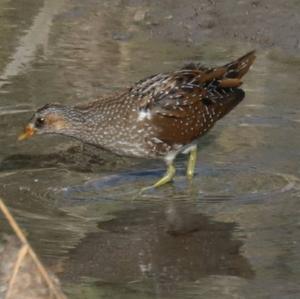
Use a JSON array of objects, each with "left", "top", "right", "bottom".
[{"left": 18, "top": 125, "right": 36, "bottom": 141}]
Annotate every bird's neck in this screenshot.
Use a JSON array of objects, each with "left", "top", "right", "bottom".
[{"left": 60, "top": 105, "right": 107, "bottom": 145}]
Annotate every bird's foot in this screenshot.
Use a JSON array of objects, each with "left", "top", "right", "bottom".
[{"left": 140, "top": 163, "right": 176, "bottom": 193}]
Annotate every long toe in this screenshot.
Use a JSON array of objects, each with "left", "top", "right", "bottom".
[{"left": 141, "top": 164, "right": 176, "bottom": 193}]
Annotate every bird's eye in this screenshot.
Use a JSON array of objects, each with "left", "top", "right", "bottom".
[{"left": 35, "top": 117, "right": 45, "bottom": 128}]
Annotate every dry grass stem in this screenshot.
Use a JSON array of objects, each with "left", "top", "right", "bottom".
[
  {"left": 5, "top": 244, "right": 28, "bottom": 299},
  {"left": 0, "top": 198, "right": 67, "bottom": 299}
]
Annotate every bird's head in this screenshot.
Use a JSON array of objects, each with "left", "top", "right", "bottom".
[{"left": 18, "top": 104, "right": 78, "bottom": 140}]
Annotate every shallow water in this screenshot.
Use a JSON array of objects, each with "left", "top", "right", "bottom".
[{"left": 0, "top": 1, "right": 300, "bottom": 298}]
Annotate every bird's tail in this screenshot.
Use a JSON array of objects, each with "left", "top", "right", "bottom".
[
  {"left": 223, "top": 50, "right": 256, "bottom": 79},
  {"left": 207, "top": 51, "right": 256, "bottom": 119}
]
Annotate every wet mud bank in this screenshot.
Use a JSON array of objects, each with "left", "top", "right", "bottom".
[{"left": 129, "top": 0, "right": 300, "bottom": 54}]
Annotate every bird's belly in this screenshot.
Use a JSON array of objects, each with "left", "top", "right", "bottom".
[
  {"left": 85, "top": 129, "right": 153, "bottom": 158},
  {"left": 103, "top": 140, "right": 151, "bottom": 158}
]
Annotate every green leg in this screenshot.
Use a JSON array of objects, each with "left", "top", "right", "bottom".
[
  {"left": 186, "top": 147, "right": 197, "bottom": 179},
  {"left": 141, "top": 163, "right": 176, "bottom": 192},
  {"left": 152, "top": 163, "right": 176, "bottom": 188}
]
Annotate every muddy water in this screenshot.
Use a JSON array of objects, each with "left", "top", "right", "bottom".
[{"left": 0, "top": 1, "right": 300, "bottom": 298}]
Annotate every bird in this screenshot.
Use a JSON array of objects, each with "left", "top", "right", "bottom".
[{"left": 18, "top": 51, "right": 255, "bottom": 190}]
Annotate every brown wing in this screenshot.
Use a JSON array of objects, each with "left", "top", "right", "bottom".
[{"left": 131, "top": 51, "right": 255, "bottom": 146}]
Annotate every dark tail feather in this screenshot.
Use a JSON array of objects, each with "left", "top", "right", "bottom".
[
  {"left": 223, "top": 50, "right": 256, "bottom": 79},
  {"left": 208, "top": 51, "right": 254, "bottom": 120},
  {"left": 217, "top": 88, "right": 245, "bottom": 120}
]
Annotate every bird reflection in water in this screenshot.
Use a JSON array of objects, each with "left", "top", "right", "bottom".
[{"left": 61, "top": 200, "right": 254, "bottom": 295}]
